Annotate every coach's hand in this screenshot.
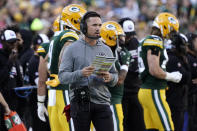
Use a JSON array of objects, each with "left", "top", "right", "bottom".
[
  {"left": 98, "top": 71, "right": 112, "bottom": 83},
  {"left": 82, "top": 66, "right": 95, "bottom": 77}
]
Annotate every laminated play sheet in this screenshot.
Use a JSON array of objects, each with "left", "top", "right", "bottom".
[{"left": 91, "top": 55, "right": 116, "bottom": 74}]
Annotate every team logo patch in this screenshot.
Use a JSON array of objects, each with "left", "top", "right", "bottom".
[
  {"left": 37, "top": 39, "right": 41, "bottom": 44},
  {"left": 128, "top": 25, "right": 133, "bottom": 30},
  {"left": 177, "top": 62, "right": 181, "bottom": 67},
  {"left": 98, "top": 52, "right": 106, "bottom": 56},
  {"left": 168, "top": 17, "right": 177, "bottom": 24},
  {"left": 69, "top": 7, "right": 80, "bottom": 12},
  {"left": 106, "top": 24, "right": 116, "bottom": 30},
  {"left": 1, "top": 35, "right": 4, "bottom": 40}
]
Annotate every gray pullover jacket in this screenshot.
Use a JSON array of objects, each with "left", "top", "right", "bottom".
[{"left": 58, "top": 38, "right": 118, "bottom": 105}]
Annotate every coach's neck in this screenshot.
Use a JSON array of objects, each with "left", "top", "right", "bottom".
[{"left": 84, "top": 37, "right": 97, "bottom": 46}]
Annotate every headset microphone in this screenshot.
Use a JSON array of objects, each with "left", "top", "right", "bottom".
[{"left": 86, "top": 35, "right": 101, "bottom": 40}]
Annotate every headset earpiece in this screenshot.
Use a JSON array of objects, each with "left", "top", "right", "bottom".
[{"left": 80, "top": 14, "right": 87, "bottom": 34}]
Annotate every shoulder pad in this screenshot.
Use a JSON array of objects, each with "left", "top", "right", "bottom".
[
  {"left": 143, "top": 36, "right": 163, "bottom": 49},
  {"left": 37, "top": 45, "right": 45, "bottom": 53},
  {"left": 54, "top": 31, "right": 62, "bottom": 37},
  {"left": 60, "top": 31, "right": 79, "bottom": 41},
  {"left": 150, "top": 35, "right": 162, "bottom": 41}
]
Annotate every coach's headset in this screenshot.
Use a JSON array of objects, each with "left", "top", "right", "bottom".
[{"left": 80, "top": 11, "right": 101, "bottom": 39}]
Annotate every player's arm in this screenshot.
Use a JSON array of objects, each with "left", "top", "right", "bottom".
[
  {"left": 37, "top": 55, "right": 48, "bottom": 122},
  {"left": 37, "top": 56, "right": 48, "bottom": 96},
  {"left": 147, "top": 49, "right": 182, "bottom": 83},
  {"left": 117, "top": 70, "right": 128, "bottom": 85},
  {"left": 0, "top": 92, "right": 11, "bottom": 115},
  {"left": 147, "top": 49, "right": 166, "bottom": 79},
  {"left": 37, "top": 44, "right": 48, "bottom": 99}
]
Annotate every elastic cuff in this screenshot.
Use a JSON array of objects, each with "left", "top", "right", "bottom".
[
  {"left": 110, "top": 73, "right": 115, "bottom": 82},
  {"left": 37, "top": 101, "right": 45, "bottom": 103},
  {"left": 78, "top": 70, "right": 84, "bottom": 78},
  {"left": 165, "top": 72, "right": 170, "bottom": 81},
  {"left": 37, "top": 95, "right": 46, "bottom": 102},
  {"left": 37, "top": 102, "right": 44, "bottom": 106},
  {"left": 120, "top": 65, "right": 128, "bottom": 72}
]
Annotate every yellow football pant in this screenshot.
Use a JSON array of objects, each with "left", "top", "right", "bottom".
[
  {"left": 48, "top": 90, "right": 74, "bottom": 131},
  {"left": 110, "top": 104, "right": 124, "bottom": 131},
  {"left": 138, "top": 88, "right": 174, "bottom": 131}
]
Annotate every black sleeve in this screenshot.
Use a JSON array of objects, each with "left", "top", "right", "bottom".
[
  {"left": 19, "top": 49, "right": 34, "bottom": 75},
  {"left": 27, "top": 56, "right": 39, "bottom": 85},
  {"left": 0, "top": 66, "right": 9, "bottom": 86},
  {"left": 150, "top": 47, "right": 160, "bottom": 56},
  {"left": 126, "top": 38, "right": 139, "bottom": 73},
  {"left": 15, "top": 60, "right": 24, "bottom": 87},
  {"left": 0, "top": 56, "right": 13, "bottom": 85},
  {"left": 166, "top": 54, "right": 191, "bottom": 85}
]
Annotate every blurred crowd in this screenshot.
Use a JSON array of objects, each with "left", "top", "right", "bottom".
[{"left": 0, "top": 0, "right": 197, "bottom": 40}]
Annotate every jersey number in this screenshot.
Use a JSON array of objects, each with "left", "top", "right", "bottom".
[
  {"left": 138, "top": 46, "right": 145, "bottom": 73},
  {"left": 47, "top": 40, "right": 54, "bottom": 70},
  {"left": 161, "top": 49, "right": 168, "bottom": 69}
]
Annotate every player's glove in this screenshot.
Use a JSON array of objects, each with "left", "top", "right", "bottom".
[
  {"left": 37, "top": 95, "right": 48, "bottom": 122},
  {"left": 119, "top": 48, "right": 131, "bottom": 66},
  {"left": 46, "top": 74, "right": 60, "bottom": 87},
  {"left": 165, "top": 71, "right": 182, "bottom": 83}
]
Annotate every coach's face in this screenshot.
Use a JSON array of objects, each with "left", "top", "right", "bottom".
[{"left": 87, "top": 17, "right": 102, "bottom": 38}]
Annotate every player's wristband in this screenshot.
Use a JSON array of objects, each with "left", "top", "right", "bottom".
[
  {"left": 37, "top": 95, "right": 46, "bottom": 103},
  {"left": 165, "top": 72, "right": 172, "bottom": 81},
  {"left": 120, "top": 65, "right": 128, "bottom": 72}
]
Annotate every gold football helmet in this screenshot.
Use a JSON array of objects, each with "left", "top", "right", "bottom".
[
  {"left": 100, "top": 21, "right": 125, "bottom": 47},
  {"left": 53, "top": 15, "right": 60, "bottom": 32},
  {"left": 60, "top": 4, "right": 87, "bottom": 31},
  {"left": 152, "top": 12, "right": 179, "bottom": 38}
]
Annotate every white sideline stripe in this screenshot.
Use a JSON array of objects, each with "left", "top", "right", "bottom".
[
  {"left": 110, "top": 105, "right": 118, "bottom": 131},
  {"left": 65, "top": 90, "right": 75, "bottom": 131},
  {"left": 153, "top": 90, "right": 170, "bottom": 130}
]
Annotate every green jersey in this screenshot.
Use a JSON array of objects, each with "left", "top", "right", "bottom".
[
  {"left": 109, "top": 82, "right": 124, "bottom": 104},
  {"left": 48, "top": 30, "right": 79, "bottom": 90},
  {"left": 109, "top": 47, "right": 130, "bottom": 104},
  {"left": 37, "top": 42, "right": 50, "bottom": 58},
  {"left": 138, "top": 35, "right": 168, "bottom": 89}
]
